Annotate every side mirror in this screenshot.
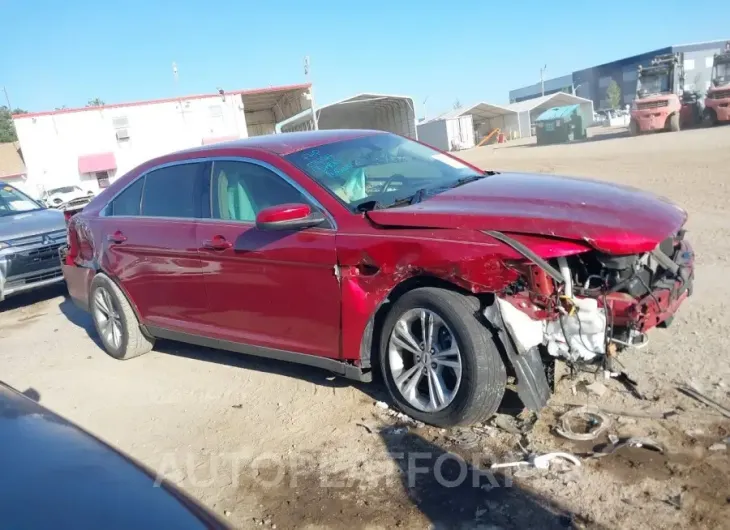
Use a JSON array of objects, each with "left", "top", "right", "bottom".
[{"left": 255, "top": 203, "right": 325, "bottom": 231}]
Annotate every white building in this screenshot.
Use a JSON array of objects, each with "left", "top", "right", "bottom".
[
  {"left": 416, "top": 115, "right": 475, "bottom": 152},
  {"left": 12, "top": 84, "right": 312, "bottom": 197}
]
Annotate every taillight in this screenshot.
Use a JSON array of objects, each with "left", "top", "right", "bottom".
[{"left": 65, "top": 217, "right": 80, "bottom": 265}]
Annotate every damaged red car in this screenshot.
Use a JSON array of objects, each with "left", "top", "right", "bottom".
[{"left": 61, "top": 130, "right": 694, "bottom": 427}]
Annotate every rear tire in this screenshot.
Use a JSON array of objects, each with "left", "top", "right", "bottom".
[
  {"left": 89, "top": 274, "right": 155, "bottom": 360},
  {"left": 629, "top": 120, "right": 640, "bottom": 136},
  {"left": 703, "top": 108, "right": 718, "bottom": 127},
  {"left": 668, "top": 113, "right": 680, "bottom": 132},
  {"left": 379, "top": 287, "right": 506, "bottom": 427}
]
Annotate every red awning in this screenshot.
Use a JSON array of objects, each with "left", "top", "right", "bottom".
[
  {"left": 78, "top": 152, "right": 117, "bottom": 174},
  {"left": 201, "top": 135, "right": 239, "bottom": 146}
]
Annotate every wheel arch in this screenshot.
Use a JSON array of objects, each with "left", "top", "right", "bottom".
[
  {"left": 89, "top": 268, "right": 151, "bottom": 338},
  {"left": 357, "top": 274, "right": 494, "bottom": 371}
]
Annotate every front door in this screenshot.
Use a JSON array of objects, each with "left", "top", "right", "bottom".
[
  {"left": 196, "top": 159, "right": 341, "bottom": 359},
  {"left": 99, "top": 161, "right": 210, "bottom": 334}
]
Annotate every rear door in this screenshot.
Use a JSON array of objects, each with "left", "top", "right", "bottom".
[
  {"left": 99, "top": 161, "right": 210, "bottom": 334},
  {"left": 195, "top": 159, "right": 341, "bottom": 359}
]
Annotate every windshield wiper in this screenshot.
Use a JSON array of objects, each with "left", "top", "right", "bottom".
[{"left": 450, "top": 173, "right": 492, "bottom": 189}]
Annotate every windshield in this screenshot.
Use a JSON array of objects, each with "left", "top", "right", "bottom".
[
  {"left": 284, "top": 133, "right": 483, "bottom": 211},
  {"left": 713, "top": 62, "right": 730, "bottom": 85},
  {"left": 638, "top": 71, "right": 670, "bottom": 95},
  {"left": 0, "top": 185, "right": 42, "bottom": 216},
  {"left": 47, "top": 186, "right": 82, "bottom": 195}
]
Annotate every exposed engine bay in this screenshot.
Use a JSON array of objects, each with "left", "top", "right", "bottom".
[{"left": 485, "top": 229, "right": 694, "bottom": 370}]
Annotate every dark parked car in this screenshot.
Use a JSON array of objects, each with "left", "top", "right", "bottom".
[
  {"left": 0, "top": 380, "right": 229, "bottom": 529},
  {"left": 62, "top": 130, "right": 694, "bottom": 426},
  {"left": 0, "top": 182, "right": 67, "bottom": 302}
]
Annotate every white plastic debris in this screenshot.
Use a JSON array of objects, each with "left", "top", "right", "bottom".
[
  {"left": 488, "top": 298, "right": 544, "bottom": 352},
  {"left": 545, "top": 297, "right": 607, "bottom": 362},
  {"left": 491, "top": 452, "right": 581, "bottom": 470},
  {"left": 374, "top": 401, "right": 389, "bottom": 410}
]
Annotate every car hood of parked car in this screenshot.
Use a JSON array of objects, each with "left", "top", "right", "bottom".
[
  {"left": 366, "top": 172, "right": 687, "bottom": 255},
  {"left": 0, "top": 380, "right": 230, "bottom": 530},
  {"left": 0, "top": 207, "right": 66, "bottom": 241}
]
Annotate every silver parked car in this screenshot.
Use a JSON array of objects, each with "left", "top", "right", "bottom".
[{"left": 0, "top": 182, "right": 67, "bottom": 301}]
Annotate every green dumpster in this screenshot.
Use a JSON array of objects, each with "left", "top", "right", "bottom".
[{"left": 535, "top": 104, "right": 586, "bottom": 145}]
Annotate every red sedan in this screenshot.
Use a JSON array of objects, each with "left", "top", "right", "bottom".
[{"left": 62, "top": 130, "right": 694, "bottom": 426}]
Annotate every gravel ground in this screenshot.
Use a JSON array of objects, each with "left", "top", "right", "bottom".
[{"left": 1, "top": 125, "right": 729, "bottom": 529}]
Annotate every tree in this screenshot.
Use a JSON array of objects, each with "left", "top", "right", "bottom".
[
  {"left": 87, "top": 98, "right": 105, "bottom": 107},
  {"left": 453, "top": 98, "right": 462, "bottom": 110},
  {"left": 55, "top": 105, "right": 68, "bottom": 111},
  {"left": 0, "top": 106, "right": 27, "bottom": 143},
  {"left": 606, "top": 80, "right": 622, "bottom": 109}
]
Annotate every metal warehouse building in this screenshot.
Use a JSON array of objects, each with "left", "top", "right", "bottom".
[{"left": 509, "top": 40, "right": 729, "bottom": 110}]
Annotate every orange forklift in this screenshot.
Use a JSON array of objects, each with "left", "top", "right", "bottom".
[
  {"left": 703, "top": 42, "right": 730, "bottom": 126},
  {"left": 629, "top": 53, "right": 703, "bottom": 134}
]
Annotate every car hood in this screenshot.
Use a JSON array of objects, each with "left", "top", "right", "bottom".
[
  {"left": 366, "top": 172, "right": 687, "bottom": 255},
  {"left": 0, "top": 208, "right": 66, "bottom": 240}
]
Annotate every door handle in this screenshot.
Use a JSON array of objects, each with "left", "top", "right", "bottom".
[
  {"left": 202, "top": 236, "right": 232, "bottom": 251},
  {"left": 107, "top": 231, "right": 127, "bottom": 244}
]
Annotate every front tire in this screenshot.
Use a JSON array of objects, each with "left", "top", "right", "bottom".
[
  {"left": 629, "top": 119, "right": 640, "bottom": 136},
  {"left": 90, "top": 274, "right": 155, "bottom": 360},
  {"left": 379, "top": 287, "right": 506, "bottom": 427},
  {"left": 668, "top": 113, "right": 680, "bottom": 132}
]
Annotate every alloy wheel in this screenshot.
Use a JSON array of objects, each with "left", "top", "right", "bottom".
[
  {"left": 93, "top": 287, "right": 123, "bottom": 350},
  {"left": 387, "top": 308, "right": 462, "bottom": 412}
]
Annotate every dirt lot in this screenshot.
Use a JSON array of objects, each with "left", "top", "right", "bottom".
[{"left": 1, "top": 126, "right": 729, "bottom": 529}]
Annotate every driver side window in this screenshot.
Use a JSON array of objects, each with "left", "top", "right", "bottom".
[{"left": 210, "top": 160, "right": 322, "bottom": 224}]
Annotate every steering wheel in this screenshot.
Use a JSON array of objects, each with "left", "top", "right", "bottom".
[{"left": 380, "top": 173, "right": 408, "bottom": 193}]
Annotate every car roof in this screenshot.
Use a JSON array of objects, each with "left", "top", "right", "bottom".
[{"left": 179, "top": 129, "right": 385, "bottom": 157}]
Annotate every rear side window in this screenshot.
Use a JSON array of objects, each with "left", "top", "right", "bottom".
[
  {"left": 141, "top": 162, "right": 206, "bottom": 218},
  {"left": 108, "top": 178, "right": 144, "bottom": 216}
]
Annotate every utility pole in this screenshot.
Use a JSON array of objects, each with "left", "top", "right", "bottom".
[
  {"left": 304, "top": 56, "right": 319, "bottom": 131},
  {"left": 540, "top": 64, "right": 547, "bottom": 96},
  {"left": 2, "top": 86, "right": 12, "bottom": 110}
]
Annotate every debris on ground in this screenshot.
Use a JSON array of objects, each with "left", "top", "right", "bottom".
[
  {"left": 665, "top": 493, "right": 683, "bottom": 510},
  {"left": 490, "top": 413, "right": 523, "bottom": 434},
  {"left": 586, "top": 381, "right": 608, "bottom": 397},
  {"left": 708, "top": 442, "right": 727, "bottom": 452},
  {"left": 595, "top": 436, "right": 666, "bottom": 457},
  {"left": 677, "top": 384, "right": 730, "bottom": 418},
  {"left": 374, "top": 401, "right": 389, "bottom": 410},
  {"left": 491, "top": 451, "right": 581, "bottom": 471},
  {"left": 612, "top": 372, "right": 645, "bottom": 400},
  {"left": 555, "top": 406, "right": 611, "bottom": 441},
  {"left": 447, "top": 429, "right": 481, "bottom": 448},
  {"left": 356, "top": 422, "right": 375, "bottom": 434},
  {"left": 382, "top": 426, "right": 408, "bottom": 436}
]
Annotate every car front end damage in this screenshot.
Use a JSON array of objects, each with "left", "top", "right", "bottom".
[{"left": 483, "top": 228, "right": 694, "bottom": 407}]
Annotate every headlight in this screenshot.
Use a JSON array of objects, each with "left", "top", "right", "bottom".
[{"left": 0, "top": 242, "right": 9, "bottom": 250}]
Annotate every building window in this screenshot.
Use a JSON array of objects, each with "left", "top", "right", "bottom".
[
  {"left": 113, "top": 115, "right": 130, "bottom": 143},
  {"left": 96, "top": 171, "right": 111, "bottom": 189},
  {"left": 622, "top": 69, "right": 637, "bottom": 82},
  {"left": 684, "top": 59, "right": 695, "bottom": 71},
  {"left": 599, "top": 76, "right": 612, "bottom": 88}
]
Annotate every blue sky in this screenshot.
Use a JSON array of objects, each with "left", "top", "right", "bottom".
[{"left": 2, "top": 0, "right": 729, "bottom": 118}]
